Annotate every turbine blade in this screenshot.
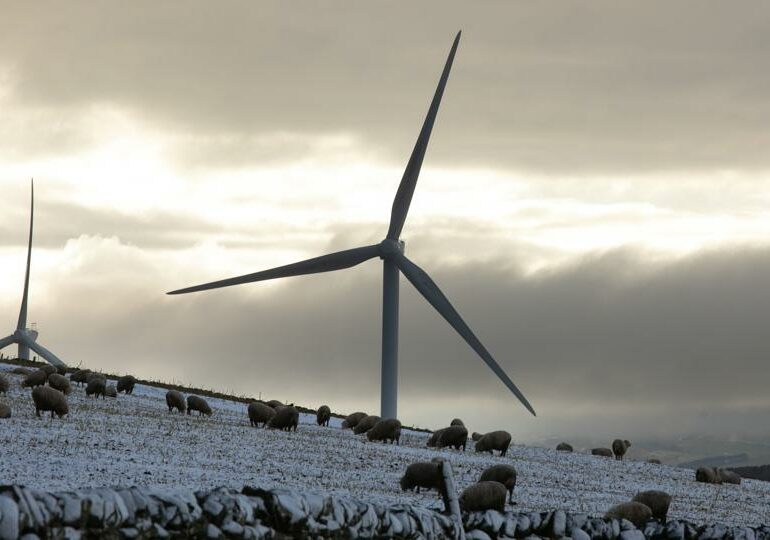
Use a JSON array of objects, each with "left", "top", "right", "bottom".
[
  {"left": 23, "top": 338, "right": 67, "bottom": 368},
  {"left": 0, "top": 334, "right": 16, "bottom": 350},
  {"left": 168, "top": 244, "right": 381, "bottom": 295},
  {"left": 17, "top": 178, "right": 33, "bottom": 331},
  {"left": 394, "top": 253, "right": 536, "bottom": 416},
  {"left": 387, "top": 31, "right": 461, "bottom": 240}
]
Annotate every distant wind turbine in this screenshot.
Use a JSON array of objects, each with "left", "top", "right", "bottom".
[
  {"left": 168, "top": 32, "right": 535, "bottom": 419},
  {"left": 0, "top": 180, "right": 67, "bottom": 368}
]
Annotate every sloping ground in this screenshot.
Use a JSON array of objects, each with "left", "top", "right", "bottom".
[
  {"left": 731, "top": 465, "right": 770, "bottom": 482},
  {"left": 1, "top": 363, "right": 768, "bottom": 527}
]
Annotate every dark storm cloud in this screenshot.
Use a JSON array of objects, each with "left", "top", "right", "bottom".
[{"left": 2, "top": 2, "right": 769, "bottom": 173}]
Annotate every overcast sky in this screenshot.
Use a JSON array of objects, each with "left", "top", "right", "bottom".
[{"left": 1, "top": 2, "right": 769, "bottom": 443}]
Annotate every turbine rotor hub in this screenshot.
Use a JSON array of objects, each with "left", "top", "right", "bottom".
[{"left": 379, "top": 239, "right": 404, "bottom": 259}]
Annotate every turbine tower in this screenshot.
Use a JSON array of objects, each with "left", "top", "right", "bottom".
[
  {"left": 169, "top": 32, "right": 535, "bottom": 419},
  {"left": 0, "top": 180, "right": 67, "bottom": 368}
]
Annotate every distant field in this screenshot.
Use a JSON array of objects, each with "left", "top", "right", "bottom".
[{"left": 1, "top": 362, "right": 768, "bottom": 526}]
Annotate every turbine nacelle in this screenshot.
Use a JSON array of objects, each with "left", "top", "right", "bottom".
[
  {"left": 378, "top": 239, "right": 405, "bottom": 259},
  {"left": 13, "top": 328, "right": 38, "bottom": 343}
]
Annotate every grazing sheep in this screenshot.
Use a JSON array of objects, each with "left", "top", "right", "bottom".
[
  {"left": 399, "top": 462, "right": 445, "bottom": 495},
  {"left": 427, "top": 428, "right": 447, "bottom": 448},
  {"left": 696, "top": 466, "right": 722, "bottom": 484},
  {"left": 56, "top": 365, "right": 68, "bottom": 375},
  {"left": 474, "top": 430, "right": 512, "bottom": 457},
  {"left": 717, "top": 468, "right": 741, "bottom": 485},
  {"left": 105, "top": 384, "right": 117, "bottom": 398},
  {"left": 556, "top": 442, "right": 573, "bottom": 452},
  {"left": 268, "top": 405, "right": 299, "bottom": 431},
  {"left": 632, "top": 490, "right": 672, "bottom": 521},
  {"left": 316, "top": 405, "right": 331, "bottom": 427},
  {"left": 450, "top": 418, "right": 465, "bottom": 427},
  {"left": 479, "top": 464, "right": 517, "bottom": 503},
  {"left": 117, "top": 375, "right": 137, "bottom": 395},
  {"left": 12, "top": 367, "right": 32, "bottom": 376},
  {"left": 353, "top": 415, "right": 381, "bottom": 435},
  {"left": 471, "top": 432, "right": 483, "bottom": 442},
  {"left": 604, "top": 501, "right": 653, "bottom": 527},
  {"left": 266, "top": 399, "right": 284, "bottom": 409},
  {"left": 592, "top": 448, "right": 613, "bottom": 458},
  {"left": 165, "top": 390, "right": 186, "bottom": 413},
  {"left": 69, "top": 369, "right": 91, "bottom": 386},
  {"left": 41, "top": 365, "right": 57, "bottom": 376},
  {"left": 247, "top": 402, "right": 275, "bottom": 427},
  {"left": 437, "top": 425, "right": 468, "bottom": 451},
  {"left": 612, "top": 439, "right": 631, "bottom": 461},
  {"left": 31, "top": 386, "right": 69, "bottom": 418},
  {"left": 341, "top": 411, "right": 367, "bottom": 429},
  {"left": 0, "top": 402, "right": 10, "bottom": 419},
  {"left": 459, "top": 481, "right": 507, "bottom": 513},
  {"left": 187, "top": 395, "right": 213, "bottom": 417},
  {"left": 23, "top": 369, "right": 48, "bottom": 388},
  {"left": 47, "top": 373, "right": 71, "bottom": 395},
  {"left": 86, "top": 372, "right": 106, "bottom": 384},
  {"left": 367, "top": 418, "right": 402, "bottom": 444},
  {"left": 0, "top": 374, "right": 8, "bottom": 393},
  {"left": 647, "top": 458, "right": 662, "bottom": 465},
  {"left": 85, "top": 377, "right": 106, "bottom": 399}
]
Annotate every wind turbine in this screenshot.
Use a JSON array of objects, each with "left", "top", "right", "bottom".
[
  {"left": 169, "top": 32, "right": 535, "bottom": 418},
  {"left": 0, "top": 180, "right": 67, "bottom": 368}
]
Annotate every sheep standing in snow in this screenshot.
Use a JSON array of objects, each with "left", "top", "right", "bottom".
[
  {"left": 399, "top": 462, "right": 445, "bottom": 496},
  {"left": 427, "top": 428, "right": 446, "bottom": 448},
  {"left": 459, "top": 481, "right": 507, "bottom": 512},
  {"left": 40, "top": 365, "right": 57, "bottom": 376},
  {"left": 247, "top": 402, "right": 275, "bottom": 427},
  {"left": 85, "top": 376, "right": 106, "bottom": 399},
  {"left": 632, "top": 490, "right": 672, "bottom": 521},
  {"left": 450, "top": 418, "right": 464, "bottom": 427},
  {"left": 117, "top": 375, "right": 137, "bottom": 395},
  {"left": 266, "top": 399, "right": 284, "bottom": 409},
  {"left": 316, "top": 405, "right": 331, "bottom": 427},
  {"left": 612, "top": 439, "right": 631, "bottom": 461},
  {"left": 165, "top": 390, "right": 186, "bottom": 413},
  {"left": 604, "top": 501, "right": 652, "bottom": 527},
  {"left": 31, "top": 386, "right": 69, "bottom": 418},
  {"left": 437, "top": 425, "right": 468, "bottom": 451},
  {"left": 22, "top": 369, "right": 48, "bottom": 388},
  {"left": 367, "top": 418, "right": 402, "bottom": 444},
  {"left": 591, "top": 448, "right": 613, "bottom": 458},
  {"left": 717, "top": 468, "right": 741, "bottom": 485},
  {"left": 696, "top": 466, "right": 721, "bottom": 484},
  {"left": 0, "top": 373, "right": 8, "bottom": 393},
  {"left": 556, "top": 442, "right": 573, "bottom": 452},
  {"left": 69, "top": 369, "right": 90, "bottom": 386},
  {"left": 352, "top": 415, "right": 381, "bottom": 435},
  {"left": 341, "top": 411, "right": 367, "bottom": 429},
  {"left": 474, "top": 430, "right": 512, "bottom": 457},
  {"left": 187, "top": 395, "right": 212, "bottom": 416},
  {"left": 471, "top": 432, "right": 483, "bottom": 442},
  {"left": 479, "top": 464, "right": 517, "bottom": 503},
  {"left": 0, "top": 402, "right": 10, "bottom": 418},
  {"left": 47, "top": 373, "right": 71, "bottom": 395},
  {"left": 268, "top": 405, "right": 299, "bottom": 431}
]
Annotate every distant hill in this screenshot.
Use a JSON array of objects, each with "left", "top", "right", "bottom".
[
  {"left": 730, "top": 464, "right": 770, "bottom": 482},
  {"left": 678, "top": 453, "right": 749, "bottom": 469}
]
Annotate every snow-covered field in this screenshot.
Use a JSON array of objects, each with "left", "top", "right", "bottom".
[{"left": 1, "top": 363, "right": 768, "bottom": 527}]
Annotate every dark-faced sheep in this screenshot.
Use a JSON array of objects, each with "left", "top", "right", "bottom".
[
  {"left": 12, "top": 367, "right": 32, "bottom": 376},
  {"left": 604, "top": 501, "right": 652, "bottom": 527},
  {"left": 31, "top": 386, "right": 68, "bottom": 418},
  {"left": 266, "top": 399, "right": 284, "bottom": 409},
  {"left": 479, "top": 464, "right": 517, "bottom": 503},
  {"left": 437, "top": 425, "right": 468, "bottom": 451},
  {"left": 85, "top": 377, "right": 106, "bottom": 399},
  {"left": 0, "top": 402, "right": 10, "bottom": 419},
  {"left": 41, "top": 365, "right": 57, "bottom": 376},
  {"left": 47, "top": 373, "right": 71, "bottom": 395},
  {"left": 400, "top": 462, "right": 445, "bottom": 496},
  {"left": 612, "top": 439, "right": 631, "bottom": 460},
  {"left": 459, "top": 481, "right": 507, "bottom": 513},
  {"left": 427, "top": 428, "right": 446, "bottom": 448},
  {"left": 187, "top": 395, "right": 212, "bottom": 416},
  {"left": 0, "top": 374, "right": 8, "bottom": 393},
  {"left": 632, "top": 490, "right": 672, "bottom": 521},
  {"left": 316, "top": 405, "right": 331, "bottom": 427},
  {"left": 475, "top": 430, "right": 511, "bottom": 457},
  {"left": 696, "top": 466, "right": 721, "bottom": 484},
  {"left": 105, "top": 384, "right": 117, "bottom": 398},
  {"left": 367, "top": 418, "right": 402, "bottom": 444},
  {"left": 450, "top": 418, "right": 464, "bottom": 427},
  {"left": 248, "top": 402, "right": 275, "bottom": 427},
  {"left": 341, "top": 411, "right": 367, "bottom": 429},
  {"left": 353, "top": 415, "right": 381, "bottom": 435},
  {"left": 69, "top": 369, "right": 90, "bottom": 386},
  {"left": 22, "top": 369, "right": 48, "bottom": 388},
  {"left": 166, "top": 390, "right": 186, "bottom": 413},
  {"left": 471, "top": 432, "right": 483, "bottom": 442},
  {"left": 592, "top": 447, "right": 613, "bottom": 458},
  {"left": 717, "top": 468, "right": 741, "bottom": 485},
  {"left": 117, "top": 375, "right": 137, "bottom": 395},
  {"left": 268, "top": 405, "right": 299, "bottom": 431},
  {"left": 556, "top": 442, "right": 573, "bottom": 452}
]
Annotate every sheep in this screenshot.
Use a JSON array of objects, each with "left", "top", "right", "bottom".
[
  {"left": 367, "top": 418, "right": 402, "bottom": 444},
  {"left": 717, "top": 468, "right": 741, "bottom": 485},
  {"left": 479, "top": 464, "right": 517, "bottom": 503},
  {"left": 399, "top": 462, "right": 445, "bottom": 496},
  {"left": 437, "top": 425, "right": 468, "bottom": 451},
  {"left": 31, "top": 386, "right": 69, "bottom": 418},
  {"left": 69, "top": 369, "right": 91, "bottom": 386},
  {"left": 187, "top": 395, "right": 212, "bottom": 417},
  {"left": 166, "top": 390, "right": 186, "bottom": 413},
  {"left": 247, "top": 401, "right": 275, "bottom": 427},
  {"left": 459, "top": 481, "right": 507, "bottom": 513},
  {"left": 40, "top": 365, "right": 57, "bottom": 376},
  {"left": 0, "top": 402, "right": 10, "bottom": 419},
  {"left": 0, "top": 374, "right": 8, "bottom": 393},
  {"left": 352, "top": 415, "right": 381, "bottom": 435},
  {"left": 632, "top": 490, "right": 672, "bottom": 521},
  {"left": 23, "top": 369, "right": 48, "bottom": 388},
  {"left": 647, "top": 458, "right": 662, "bottom": 465},
  {"left": 316, "top": 405, "right": 331, "bottom": 427},
  {"left": 268, "top": 405, "right": 299, "bottom": 431},
  {"left": 47, "top": 373, "right": 71, "bottom": 395},
  {"left": 85, "top": 377, "right": 106, "bottom": 399},
  {"left": 105, "top": 384, "right": 118, "bottom": 398},
  {"left": 427, "top": 428, "right": 446, "bottom": 447},
  {"left": 117, "top": 375, "right": 137, "bottom": 395},
  {"left": 556, "top": 442, "right": 573, "bottom": 452},
  {"left": 591, "top": 447, "right": 613, "bottom": 458},
  {"left": 56, "top": 365, "right": 68, "bottom": 375},
  {"left": 604, "top": 501, "right": 652, "bottom": 527},
  {"left": 86, "top": 372, "right": 105, "bottom": 384},
  {"left": 11, "top": 367, "right": 32, "bottom": 376},
  {"left": 471, "top": 432, "right": 483, "bottom": 442},
  {"left": 695, "top": 466, "right": 722, "bottom": 484},
  {"left": 612, "top": 439, "right": 631, "bottom": 461},
  {"left": 341, "top": 411, "right": 367, "bottom": 429},
  {"left": 266, "top": 400, "right": 284, "bottom": 409},
  {"left": 450, "top": 418, "right": 464, "bottom": 427},
  {"left": 474, "top": 430, "right": 511, "bottom": 457}
]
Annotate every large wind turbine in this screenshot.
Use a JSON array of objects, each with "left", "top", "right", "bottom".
[
  {"left": 169, "top": 32, "right": 535, "bottom": 418},
  {"left": 0, "top": 180, "right": 67, "bottom": 368}
]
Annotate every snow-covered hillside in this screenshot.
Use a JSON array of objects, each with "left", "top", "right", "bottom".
[{"left": 1, "top": 363, "right": 768, "bottom": 527}]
